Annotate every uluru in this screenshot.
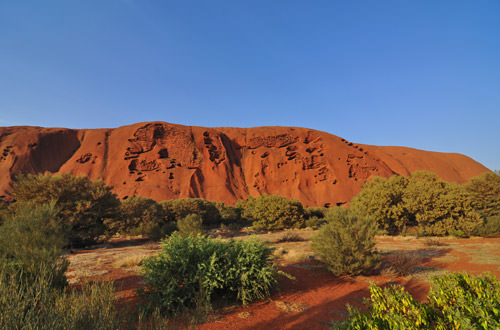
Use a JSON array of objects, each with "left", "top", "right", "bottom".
[{"left": 0, "top": 121, "right": 489, "bottom": 206}]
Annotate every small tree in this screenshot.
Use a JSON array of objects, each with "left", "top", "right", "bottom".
[
  {"left": 465, "top": 172, "right": 500, "bottom": 219},
  {"left": 177, "top": 214, "right": 204, "bottom": 236},
  {"left": 242, "top": 195, "right": 305, "bottom": 231},
  {"left": 0, "top": 202, "right": 68, "bottom": 289},
  {"left": 311, "top": 210, "right": 379, "bottom": 276},
  {"left": 116, "top": 196, "right": 170, "bottom": 239},
  {"left": 350, "top": 175, "right": 410, "bottom": 234},
  {"left": 161, "top": 198, "right": 221, "bottom": 226},
  {"left": 12, "top": 173, "right": 120, "bottom": 247}
]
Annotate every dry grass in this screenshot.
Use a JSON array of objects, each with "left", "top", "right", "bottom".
[
  {"left": 275, "top": 301, "right": 309, "bottom": 313},
  {"left": 422, "top": 238, "right": 449, "bottom": 247},
  {"left": 113, "top": 254, "right": 149, "bottom": 268},
  {"left": 275, "top": 232, "right": 304, "bottom": 243},
  {"left": 381, "top": 251, "right": 422, "bottom": 277}
]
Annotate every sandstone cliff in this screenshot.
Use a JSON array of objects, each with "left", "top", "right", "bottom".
[{"left": 0, "top": 122, "right": 490, "bottom": 206}]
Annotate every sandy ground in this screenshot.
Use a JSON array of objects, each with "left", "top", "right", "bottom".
[{"left": 66, "top": 230, "right": 500, "bottom": 330}]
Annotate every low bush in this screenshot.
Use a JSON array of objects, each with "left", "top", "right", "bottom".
[
  {"left": 0, "top": 202, "right": 68, "bottom": 289},
  {"left": 140, "top": 233, "right": 280, "bottom": 315},
  {"left": 333, "top": 272, "right": 500, "bottom": 329},
  {"left": 11, "top": 173, "right": 120, "bottom": 247},
  {"left": 177, "top": 214, "right": 204, "bottom": 236},
  {"left": 380, "top": 251, "right": 421, "bottom": 277},
  {"left": 311, "top": 210, "right": 380, "bottom": 276},
  {"left": 473, "top": 215, "right": 500, "bottom": 237},
  {"left": 242, "top": 195, "right": 305, "bottom": 231},
  {"left": 116, "top": 196, "right": 172, "bottom": 239},
  {"left": 275, "top": 232, "right": 304, "bottom": 243},
  {"left": 0, "top": 266, "right": 123, "bottom": 330},
  {"left": 161, "top": 198, "right": 221, "bottom": 226}
]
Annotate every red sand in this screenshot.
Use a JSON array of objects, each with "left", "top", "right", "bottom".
[
  {"left": 0, "top": 122, "right": 489, "bottom": 206},
  {"left": 66, "top": 236, "right": 500, "bottom": 330}
]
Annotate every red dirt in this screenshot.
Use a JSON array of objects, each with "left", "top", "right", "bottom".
[
  {"left": 0, "top": 122, "right": 490, "bottom": 206},
  {"left": 66, "top": 235, "right": 500, "bottom": 330}
]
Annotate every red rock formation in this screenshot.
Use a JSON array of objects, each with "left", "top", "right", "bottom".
[{"left": 0, "top": 122, "right": 490, "bottom": 206}]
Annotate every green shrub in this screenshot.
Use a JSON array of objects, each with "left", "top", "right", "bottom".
[
  {"left": 242, "top": 195, "right": 305, "bottom": 231},
  {"left": 177, "top": 214, "right": 204, "bottom": 236},
  {"left": 11, "top": 173, "right": 120, "bottom": 247},
  {"left": 140, "top": 233, "right": 279, "bottom": 315},
  {"left": 351, "top": 171, "right": 482, "bottom": 236},
  {"left": 465, "top": 171, "right": 500, "bottom": 219},
  {"left": 473, "top": 215, "right": 500, "bottom": 237},
  {"left": 0, "top": 202, "right": 68, "bottom": 289},
  {"left": 116, "top": 196, "right": 172, "bottom": 239},
  {"left": 311, "top": 210, "right": 380, "bottom": 276},
  {"left": 333, "top": 272, "right": 500, "bottom": 330},
  {"left": 161, "top": 198, "right": 221, "bottom": 226},
  {"left": 304, "top": 206, "right": 328, "bottom": 229},
  {"left": 0, "top": 265, "right": 123, "bottom": 330}
]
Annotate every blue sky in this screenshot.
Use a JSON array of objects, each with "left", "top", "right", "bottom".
[{"left": 1, "top": 1, "right": 499, "bottom": 170}]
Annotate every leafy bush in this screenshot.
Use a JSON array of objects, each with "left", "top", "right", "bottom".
[
  {"left": 351, "top": 171, "right": 482, "bottom": 236},
  {"left": 242, "top": 195, "right": 305, "bottom": 231},
  {"left": 275, "top": 232, "right": 304, "bottom": 243},
  {"left": 473, "top": 215, "right": 500, "bottom": 237},
  {"left": 311, "top": 210, "right": 380, "bottom": 276},
  {"left": 115, "top": 196, "right": 172, "bottom": 239},
  {"left": 0, "top": 266, "right": 123, "bottom": 330},
  {"left": 140, "top": 233, "right": 280, "bottom": 315},
  {"left": 161, "top": 198, "right": 221, "bottom": 226},
  {"left": 0, "top": 202, "right": 68, "bottom": 289},
  {"left": 333, "top": 272, "right": 500, "bottom": 329},
  {"left": 177, "top": 214, "right": 204, "bottom": 236},
  {"left": 465, "top": 171, "right": 500, "bottom": 219},
  {"left": 12, "top": 173, "right": 120, "bottom": 247}
]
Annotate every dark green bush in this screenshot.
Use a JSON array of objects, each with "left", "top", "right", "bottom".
[
  {"left": 0, "top": 265, "right": 123, "bottom": 330},
  {"left": 473, "top": 215, "right": 500, "bottom": 237},
  {"left": 161, "top": 198, "right": 221, "bottom": 226},
  {"left": 0, "top": 202, "right": 68, "bottom": 289},
  {"left": 242, "top": 195, "right": 305, "bottom": 231},
  {"left": 351, "top": 171, "right": 482, "bottom": 236},
  {"left": 177, "top": 214, "right": 204, "bottom": 236},
  {"left": 115, "top": 196, "right": 172, "bottom": 239},
  {"left": 311, "top": 210, "right": 380, "bottom": 276},
  {"left": 304, "top": 206, "right": 328, "bottom": 229},
  {"left": 333, "top": 272, "right": 500, "bottom": 329},
  {"left": 12, "top": 173, "right": 120, "bottom": 247},
  {"left": 140, "top": 233, "right": 279, "bottom": 315},
  {"left": 465, "top": 171, "right": 500, "bottom": 219}
]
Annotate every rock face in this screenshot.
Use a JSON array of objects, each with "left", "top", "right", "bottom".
[{"left": 0, "top": 122, "right": 490, "bottom": 206}]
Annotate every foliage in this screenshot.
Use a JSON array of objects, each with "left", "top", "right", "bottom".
[
  {"left": 333, "top": 272, "right": 500, "bottom": 330},
  {"left": 350, "top": 175, "right": 410, "bottom": 234},
  {"left": 404, "top": 172, "right": 481, "bottom": 236},
  {"left": 351, "top": 171, "right": 482, "bottom": 236},
  {"left": 140, "top": 233, "right": 279, "bottom": 315},
  {"left": 116, "top": 196, "right": 171, "bottom": 239},
  {"left": 304, "top": 206, "right": 328, "bottom": 229},
  {"left": 311, "top": 210, "right": 380, "bottom": 276},
  {"left": 0, "top": 199, "right": 9, "bottom": 225},
  {"left": 177, "top": 214, "right": 204, "bottom": 236},
  {"left": 11, "top": 173, "right": 120, "bottom": 247},
  {"left": 473, "top": 215, "right": 500, "bottom": 237},
  {"left": 0, "top": 202, "right": 68, "bottom": 289},
  {"left": 242, "top": 195, "right": 305, "bottom": 231},
  {"left": 465, "top": 171, "right": 500, "bottom": 219},
  {"left": 0, "top": 265, "right": 123, "bottom": 330},
  {"left": 217, "top": 203, "right": 246, "bottom": 225},
  {"left": 161, "top": 198, "right": 221, "bottom": 226}
]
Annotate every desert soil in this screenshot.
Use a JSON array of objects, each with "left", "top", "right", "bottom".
[{"left": 66, "top": 230, "right": 500, "bottom": 330}]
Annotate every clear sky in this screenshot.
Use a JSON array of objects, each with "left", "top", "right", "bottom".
[{"left": 1, "top": 1, "right": 499, "bottom": 170}]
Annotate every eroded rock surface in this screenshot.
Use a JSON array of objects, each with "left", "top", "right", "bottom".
[{"left": 0, "top": 122, "right": 490, "bottom": 205}]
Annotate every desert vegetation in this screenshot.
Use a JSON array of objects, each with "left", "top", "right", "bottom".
[{"left": 0, "top": 171, "right": 498, "bottom": 329}]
